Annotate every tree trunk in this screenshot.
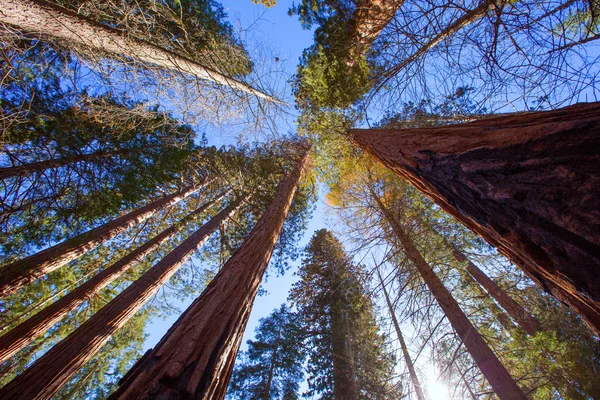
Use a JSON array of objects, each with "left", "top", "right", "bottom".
[
  {"left": 262, "top": 334, "right": 279, "bottom": 400},
  {"left": 376, "top": 268, "right": 425, "bottom": 400},
  {"left": 0, "top": 148, "right": 134, "bottom": 180},
  {"left": 109, "top": 146, "right": 310, "bottom": 400},
  {"left": 0, "top": 0, "right": 280, "bottom": 103},
  {"left": 450, "top": 245, "right": 540, "bottom": 335},
  {"left": 352, "top": 102, "right": 600, "bottom": 335},
  {"left": 0, "top": 193, "right": 225, "bottom": 364},
  {"left": 0, "top": 195, "right": 242, "bottom": 400},
  {"left": 369, "top": 187, "right": 526, "bottom": 400},
  {"left": 0, "top": 184, "right": 201, "bottom": 299}
]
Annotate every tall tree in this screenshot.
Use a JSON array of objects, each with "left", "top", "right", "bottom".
[
  {"left": 0, "top": 191, "right": 227, "bottom": 364},
  {"left": 0, "top": 0, "right": 278, "bottom": 102},
  {"left": 368, "top": 183, "right": 527, "bottom": 400},
  {"left": 0, "top": 194, "right": 244, "bottom": 399},
  {"left": 0, "top": 183, "right": 202, "bottom": 298},
  {"left": 108, "top": 144, "right": 311, "bottom": 400},
  {"left": 227, "top": 304, "right": 306, "bottom": 400},
  {"left": 290, "top": 229, "right": 398, "bottom": 400}
]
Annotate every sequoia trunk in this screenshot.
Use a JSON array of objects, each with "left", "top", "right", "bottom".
[
  {"left": 0, "top": 194, "right": 224, "bottom": 364},
  {"left": 0, "top": 196, "right": 241, "bottom": 400},
  {"left": 109, "top": 146, "right": 310, "bottom": 400},
  {"left": 370, "top": 187, "right": 526, "bottom": 400},
  {"left": 0, "top": 0, "right": 279, "bottom": 103},
  {"left": 0, "top": 184, "right": 201, "bottom": 298},
  {"left": 352, "top": 102, "right": 600, "bottom": 334}
]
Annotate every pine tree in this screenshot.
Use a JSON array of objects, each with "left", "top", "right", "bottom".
[{"left": 227, "top": 304, "right": 305, "bottom": 400}]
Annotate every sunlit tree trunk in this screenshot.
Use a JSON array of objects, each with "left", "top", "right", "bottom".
[
  {"left": 109, "top": 146, "right": 310, "bottom": 400},
  {"left": 0, "top": 193, "right": 226, "bottom": 364},
  {"left": 0, "top": 195, "right": 242, "bottom": 400},
  {"left": 376, "top": 268, "right": 425, "bottom": 400},
  {"left": 352, "top": 102, "right": 600, "bottom": 335},
  {"left": 369, "top": 187, "right": 526, "bottom": 400},
  {"left": 0, "top": 184, "right": 201, "bottom": 298},
  {"left": 0, "top": 0, "right": 279, "bottom": 103},
  {"left": 450, "top": 245, "right": 540, "bottom": 335},
  {"left": 0, "top": 148, "right": 134, "bottom": 180}
]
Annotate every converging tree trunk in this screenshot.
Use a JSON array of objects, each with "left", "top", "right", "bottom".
[
  {"left": 0, "top": 195, "right": 243, "bottom": 400},
  {"left": 369, "top": 187, "right": 526, "bottom": 400},
  {"left": 450, "top": 245, "right": 540, "bottom": 335},
  {"left": 0, "top": 148, "right": 135, "bottom": 180},
  {"left": 0, "top": 193, "right": 226, "bottom": 364},
  {"left": 108, "top": 146, "right": 310, "bottom": 400},
  {"left": 352, "top": 102, "right": 600, "bottom": 334},
  {"left": 0, "top": 0, "right": 279, "bottom": 103},
  {"left": 376, "top": 268, "right": 425, "bottom": 400},
  {"left": 0, "top": 184, "right": 201, "bottom": 299}
]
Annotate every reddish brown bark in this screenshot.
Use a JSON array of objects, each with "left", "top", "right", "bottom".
[
  {"left": 376, "top": 268, "right": 425, "bottom": 400},
  {"left": 0, "top": 0, "right": 279, "bottom": 103},
  {"left": 352, "top": 102, "right": 600, "bottom": 335},
  {"left": 0, "top": 148, "right": 134, "bottom": 180},
  {"left": 0, "top": 194, "right": 224, "bottom": 364},
  {"left": 0, "top": 196, "right": 242, "bottom": 400},
  {"left": 0, "top": 184, "right": 201, "bottom": 299},
  {"left": 451, "top": 246, "right": 540, "bottom": 335},
  {"left": 109, "top": 147, "right": 310, "bottom": 400},
  {"left": 370, "top": 187, "right": 526, "bottom": 400}
]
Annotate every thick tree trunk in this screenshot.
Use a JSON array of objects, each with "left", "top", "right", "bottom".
[
  {"left": 0, "top": 148, "right": 134, "bottom": 180},
  {"left": 369, "top": 188, "right": 526, "bottom": 400},
  {"left": 376, "top": 268, "right": 425, "bottom": 400},
  {"left": 0, "top": 0, "right": 279, "bottom": 103},
  {"left": 109, "top": 147, "right": 310, "bottom": 400},
  {"left": 0, "top": 184, "right": 201, "bottom": 298},
  {"left": 0, "top": 194, "right": 224, "bottom": 364},
  {"left": 352, "top": 102, "right": 600, "bottom": 335},
  {"left": 331, "top": 265, "right": 359, "bottom": 400},
  {"left": 451, "top": 246, "right": 540, "bottom": 335},
  {"left": 0, "top": 196, "right": 242, "bottom": 400}
]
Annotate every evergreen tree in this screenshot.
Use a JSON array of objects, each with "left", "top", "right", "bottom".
[{"left": 227, "top": 304, "right": 305, "bottom": 400}]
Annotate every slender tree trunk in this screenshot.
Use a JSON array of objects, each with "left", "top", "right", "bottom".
[
  {"left": 373, "top": 0, "right": 499, "bottom": 90},
  {"left": 450, "top": 245, "right": 540, "bottom": 335},
  {"left": 262, "top": 334, "right": 279, "bottom": 400},
  {"left": 0, "top": 195, "right": 243, "bottom": 400},
  {"left": 352, "top": 102, "right": 600, "bottom": 335},
  {"left": 0, "top": 148, "right": 134, "bottom": 180},
  {"left": 0, "top": 184, "right": 201, "bottom": 299},
  {"left": 0, "top": 0, "right": 280, "bottom": 103},
  {"left": 369, "top": 187, "right": 526, "bottom": 400},
  {"left": 376, "top": 268, "right": 425, "bottom": 400},
  {"left": 0, "top": 193, "right": 225, "bottom": 364},
  {"left": 109, "top": 146, "right": 310, "bottom": 400}
]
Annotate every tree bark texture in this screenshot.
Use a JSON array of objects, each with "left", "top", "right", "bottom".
[
  {"left": 0, "top": 0, "right": 279, "bottom": 103},
  {"left": 0, "top": 194, "right": 224, "bottom": 364},
  {"left": 0, "top": 184, "right": 200, "bottom": 299},
  {"left": 370, "top": 188, "right": 526, "bottom": 400},
  {"left": 0, "top": 196, "right": 241, "bottom": 400},
  {"left": 376, "top": 268, "right": 425, "bottom": 400},
  {"left": 0, "top": 148, "right": 134, "bottom": 180},
  {"left": 352, "top": 102, "right": 600, "bottom": 335},
  {"left": 451, "top": 246, "right": 540, "bottom": 335},
  {"left": 109, "top": 147, "right": 310, "bottom": 400}
]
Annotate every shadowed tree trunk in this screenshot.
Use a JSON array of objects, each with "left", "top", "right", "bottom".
[
  {"left": 369, "top": 186, "right": 526, "bottom": 400},
  {"left": 262, "top": 330, "right": 280, "bottom": 400},
  {"left": 376, "top": 267, "right": 425, "bottom": 400},
  {"left": 0, "top": 0, "right": 280, "bottom": 103},
  {"left": 108, "top": 146, "right": 310, "bottom": 400},
  {"left": 0, "top": 148, "right": 135, "bottom": 180},
  {"left": 352, "top": 102, "right": 600, "bottom": 335},
  {"left": 450, "top": 245, "right": 540, "bottom": 335},
  {"left": 0, "top": 184, "right": 202, "bottom": 299},
  {"left": 0, "top": 192, "right": 227, "bottom": 364},
  {"left": 0, "top": 195, "right": 243, "bottom": 400}
]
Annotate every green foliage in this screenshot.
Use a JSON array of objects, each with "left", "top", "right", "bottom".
[{"left": 227, "top": 304, "right": 305, "bottom": 399}]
